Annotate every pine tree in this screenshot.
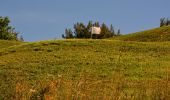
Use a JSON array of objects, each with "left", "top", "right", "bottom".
[
  {"left": 166, "top": 18, "right": 170, "bottom": 26},
  {"left": 167, "top": 19, "right": 170, "bottom": 26},
  {"left": 63, "top": 21, "right": 119, "bottom": 39},
  {"left": 160, "top": 17, "right": 170, "bottom": 27},
  {"left": 93, "top": 22, "right": 100, "bottom": 27},
  {"left": 100, "top": 23, "right": 111, "bottom": 38},
  {"left": 74, "top": 22, "right": 86, "bottom": 38},
  {"left": 62, "top": 28, "right": 73, "bottom": 39},
  {"left": 160, "top": 18, "right": 165, "bottom": 27},
  {"left": 117, "top": 29, "right": 121, "bottom": 36},
  {"left": 110, "top": 24, "right": 115, "bottom": 36},
  {"left": 86, "top": 21, "right": 93, "bottom": 38}
]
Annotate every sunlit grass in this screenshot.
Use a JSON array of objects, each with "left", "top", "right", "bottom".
[
  {"left": 117, "top": 26, "right": 170, "bottom": 42},
  {"left": 0, "top": 39, "right": 169, "bottom": 99}
]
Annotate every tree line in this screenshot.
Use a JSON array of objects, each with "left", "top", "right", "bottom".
[
  {"left": 62, "top": 21, "right": 121, "bottom": 39},
  {"left": 0, "top": 16, "right": 23, "bottom": 41},
  {"left": 1, "top": 16, "right": 170, "bottom": 41},
  {"left": 160, "top": 18, "right": 170, "bottom": 27}
]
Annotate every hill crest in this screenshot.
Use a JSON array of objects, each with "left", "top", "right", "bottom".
[{"left": 119, "top": 26, "right": 170, "bottom": 42}]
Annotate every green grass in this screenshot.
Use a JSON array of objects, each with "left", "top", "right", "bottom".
[
  {"left": 117, "top": 26, "right": 170, "bottom": 42},
  {"left": 0, "top": 40, "right": 22, "bottom": 49},
  {"left": 0, "top": 39, "right": 169, "bottom": 100}
]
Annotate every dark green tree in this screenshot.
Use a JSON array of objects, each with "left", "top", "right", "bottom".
[
  {"left": 62, "top": 28, "right": 73, "bottom": 39},
  {"left": 160, "top": 18, "right": 166, "bottom": 27},
  {"left": 160, "top": 18, "right": 163, "bottom": 27},
  {"left": 110, "top": 24, "right": 115, "bottom": 36},
  {"left": 0, "top": 16, "right": 20, "bottom": 40},
  {"left": 160, "top": 17, "right": 170, "bottom": 27},
  {"left": 165, "top": 18, "right": 170, "bottom": 26},
  {"left": 62, "top": 21, "right": 119, "bottom": 39},
  {"left": 93, "top": 22, "right": 100, "bottom": 27},
  {"left": 100, "top": 23, "right": 112, "bottom": 38},
  {"left": 85, "top": 21, "right": 93, "bottom": 38},
  {"left": 74, "top": 22, "right": 87, "bottom": 38},
  {"left": 117, "top": 29, "right": 121, "bottom": 36}
]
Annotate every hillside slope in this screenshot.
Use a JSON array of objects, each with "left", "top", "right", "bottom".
[
  {"left": 119, "top": 26, "right": 170, "bottom": 42},
  {"left": 0, "top": 40, "right": 170, "bottom": 99},
  {"left": 0, "top": 40, "right": 22, "bottom": 49}
]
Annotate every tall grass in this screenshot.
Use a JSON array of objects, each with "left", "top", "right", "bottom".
[{"left": 13, "top": 74, "right": 169, "bottom": 100}]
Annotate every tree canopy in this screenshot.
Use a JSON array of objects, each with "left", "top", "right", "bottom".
[
  {"left": 0, "top": 16, "right": 22, "bottom": 41},
  {"left": 160, "top": 18, "right": 170, "bottom": 27},
  {"left": 62, "top": 21, "right": 121, "bottom": 39}
]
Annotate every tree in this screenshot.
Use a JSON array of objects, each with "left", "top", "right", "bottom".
[
  {"left": 110, "top": 24, "right": 115, "bottom": 36},
  {"left": 74, "top": 22, "right": 87, "bottom": 38},
  {"left": 62, "top": 28, "right": 73, "bottom": 39},
  {"left": 117, "top": 29, "right": 121, "bottom": 36},
  {"left": 165, "top": 18, "right": 170, "bottom": 26},
  {"left": 19, "top": 35, "right": 24, "bottom": 41},
  {"left": 160, "top": 17, "right": 170, "bottom": 27},
  {"left": 168, "top": 20, "right": 170, "bottom": 26},
  {"left": 100, "top": 23, "right": 112, "bottom": 38},
  {"left": 160, "top": 18, "right": 166, "bottom": 27},
  {"left": 0, "top": 16, "right": 20, "bottom": 40},
  {"left": 62, "top": 21, "right": 120, "bottom": 39},
  {"left": 86, "top": 21, "right": 93, "bottom": 38},
  {"left": 93, "top": 22, "right": 100, "bottom": 27}
]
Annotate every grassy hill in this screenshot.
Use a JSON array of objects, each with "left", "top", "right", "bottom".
[
  {"left": 0, "top": 40, "right": 22, "bottom": 49},
  {"left": 118, "top": 26, "right": 170, "bottom": 42},
  {"left": 0, "top": 39, "right": 169, "bottom": 99}
]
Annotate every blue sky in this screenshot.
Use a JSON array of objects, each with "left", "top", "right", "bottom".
[{"left": 0, "top": 0, "right": 170, "bottom": 41}]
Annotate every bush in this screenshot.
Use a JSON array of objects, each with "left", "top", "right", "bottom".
[{"left": 0, "top": 16, "right": 22, "bottom": 41}]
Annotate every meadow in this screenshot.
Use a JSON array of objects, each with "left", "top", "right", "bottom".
[
  {"left": 0, "top": 39, "right": 169, "bottom": 100},
  {"left": 118, "top": 26, "right": 170, "bottom": 42}
]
